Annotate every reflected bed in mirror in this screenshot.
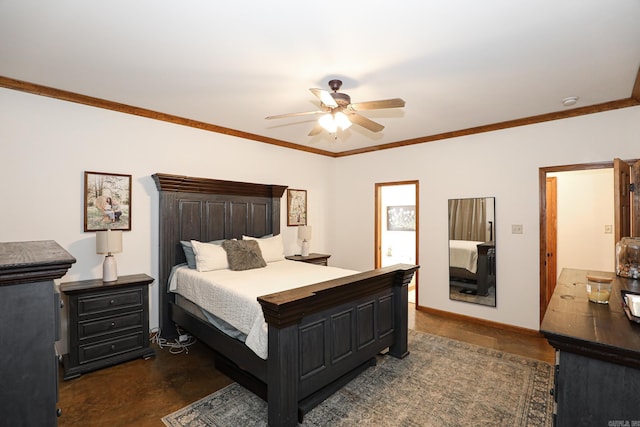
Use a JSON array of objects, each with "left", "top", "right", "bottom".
[{"left": 448, "top": 197, "right": 496, "bottom": 307}]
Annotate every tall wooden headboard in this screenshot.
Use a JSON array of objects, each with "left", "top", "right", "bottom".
[{"left": 152, "top": 173, "right": 287, "bottom": 335}]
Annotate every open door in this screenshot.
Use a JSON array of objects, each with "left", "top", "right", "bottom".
[
  {"left": 633, "top": 160, "right": 640, "bottom": 237},
  {"left": 614, "top": 158, "right": 640, "bottom": 239},
  {"left": 614, "top": 158, "right": 631, "bottom": 242},
  {"left": 545, "top": 176, "right": 557, "bottom": 306}
]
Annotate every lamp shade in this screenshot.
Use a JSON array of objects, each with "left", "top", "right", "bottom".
[
  {"left": 319, "top": 113, "right": 352, "bottom": 133},
  {"left": 96, "top": 230, "right": 123, "bottom": 254},
  {"left": 298, "top": 225, "right": 312, "bottom": 241}
]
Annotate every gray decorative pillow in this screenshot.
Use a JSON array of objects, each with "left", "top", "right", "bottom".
[
  {"left": 180, "top": 241, "right": 197, "bottom": 268},
  {"left": 222, "top": 239, "right": 267, "bottom": 271}
]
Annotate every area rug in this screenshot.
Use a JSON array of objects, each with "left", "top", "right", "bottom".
[{"left": 162, "top": 330, "right": 554, "bottom": 426}]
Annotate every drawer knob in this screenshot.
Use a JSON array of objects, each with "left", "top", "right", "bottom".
[
  {"left": 109, "top": 299, "right": 115, "bottom": 305},
  {"left": 111, "top": 344, "right": 116, "bottom": 351},
  {"left": 110, "top": 322, "right": 116, "bottom": 328}
]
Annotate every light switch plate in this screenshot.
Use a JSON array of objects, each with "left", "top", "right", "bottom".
[{"left": 512, "top": 224, "right": 523, "bottom": 234}]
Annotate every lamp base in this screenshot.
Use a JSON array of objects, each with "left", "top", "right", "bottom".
[
  {"left": 103, "top": 255, "right": 118, "bottom": 282},
  {"left": 301, "top": 240, "right": 310, "bottom": 257}
]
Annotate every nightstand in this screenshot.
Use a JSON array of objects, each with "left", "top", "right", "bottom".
[
  {"left": 60, "top": 273, "right": 155, "bottom": 380},
  {"left": 285, "top": 253, "right": 331, "bottom": 266}
]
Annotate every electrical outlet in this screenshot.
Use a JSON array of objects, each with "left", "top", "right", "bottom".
[
  {"left": 604, "top": 224, "right": 613, "bottom": 234},
  {"left": 511, "top": 224, "right": 523, "bottom": 234}
]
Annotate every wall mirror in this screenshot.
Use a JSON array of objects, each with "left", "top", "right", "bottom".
[{"left": 448, "top": 197, "right": 496, "bottom": 307}]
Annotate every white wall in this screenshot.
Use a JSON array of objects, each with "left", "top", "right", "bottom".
[
  {"left": 331, "top": 106, "right": 640, "bottom": 330},
  {"left": 0, "top": 88, "right": 335, "bottom": 331},
  {"left": 2, "top": 87, "right": 639, "bottom": 334},
  {"left": 549, "top": 169, "right": 615, "bottom": 274}
]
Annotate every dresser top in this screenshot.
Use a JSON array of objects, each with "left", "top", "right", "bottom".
[
  {"left": 540, "top": 268, "right": 640, "bottom": 369},
  {"left": 0, "top": 240, "right": 76, "bottom": 285}
]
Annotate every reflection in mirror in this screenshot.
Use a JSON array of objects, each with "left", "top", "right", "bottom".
[{"left": 448, "top": 197, "right": 496, "bottom": 307}]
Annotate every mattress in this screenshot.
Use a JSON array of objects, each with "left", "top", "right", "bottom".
[
  {"left": 449, "top": 240, "right": 483, "bottom": 274},
  {"left": 169, "top": 260, "right": 359, "bottom": 359}
]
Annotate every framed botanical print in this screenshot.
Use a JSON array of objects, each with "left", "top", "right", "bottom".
[
  {"left": 287, "top": 189, "right": 307, "bottom": 226},
  {"left": 84, "top": 171, "right": 132, "bottom": 231}
]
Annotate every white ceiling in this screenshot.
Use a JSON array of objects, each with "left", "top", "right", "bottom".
[{"left": 1, "top": 1, "right": 639, "bottom": 155}]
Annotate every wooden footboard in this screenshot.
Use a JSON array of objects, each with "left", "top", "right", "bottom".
[{"left": 259, "top": 263, "right": 418, "bottom": 426}]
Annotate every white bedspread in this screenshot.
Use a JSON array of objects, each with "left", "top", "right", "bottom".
[
  {"left": 449, "top": 240, "right": 483, "bottom": 274},
  {"left": 169, "top": 260, "right": 359, "bottom": 359}
]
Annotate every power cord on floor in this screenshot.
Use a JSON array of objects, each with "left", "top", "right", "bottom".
[{"left": 149, "top": 326, "right": 197, "bottom": 354}]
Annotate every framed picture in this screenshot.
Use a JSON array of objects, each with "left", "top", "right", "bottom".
[
  {"left": 84, "top": 171, "right": 132, "bottom": 232},
  {"left": 387, "top": 205, "right": 416, "bottom": 231},
  {"left": 287, "top": 189, "right": 307, "bottom": 226}
]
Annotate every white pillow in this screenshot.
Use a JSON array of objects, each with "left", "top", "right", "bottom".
[
  {"left": 242, "top": 234, "right": 285, "bottom": 263},
  {"left": 190, "top": 240, "right": 229, "bottom": 271}
]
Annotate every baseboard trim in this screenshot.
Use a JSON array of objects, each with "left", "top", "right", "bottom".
[{"left": 415, "top": 304, "right": 542, "bottom": 337}]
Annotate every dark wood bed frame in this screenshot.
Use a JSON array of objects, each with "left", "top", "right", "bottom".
[
  {"left": 450, "top": 241, "right": 495, "bottom": 296},
  {"left": 153, "top": 173, "right": 418, "bottom": 427}
]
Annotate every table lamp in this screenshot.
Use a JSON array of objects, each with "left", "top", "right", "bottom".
[
  {"left": 96, "top": 229, "right": 122, "bottom": 282},
  {"left": 298, "top": 225, "right": 312, "bottom": 257}
]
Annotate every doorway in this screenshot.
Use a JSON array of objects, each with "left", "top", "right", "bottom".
[
  {"left": 375, "top": 181, "right": 419, "bottom": 305},
  {"left": 539, "top": 159, "right": 639, "bottom": 322}
]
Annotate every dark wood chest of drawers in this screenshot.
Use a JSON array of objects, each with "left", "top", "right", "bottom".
[
  {"left": 61, "top": 274, "right": 155, "bottom": 380},
  {"left": 0, "top": 240, "right": 76, "bottom": 425},
  {"left": 541, "top": 268, "right": 640, "bottom": 425}
]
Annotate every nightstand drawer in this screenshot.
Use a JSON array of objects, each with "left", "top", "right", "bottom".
[
  {"left": 79, "top": 311, "right": 143, "bottom": 339},
  {"left": 79, "top": 332, "right": 145, "bottom": 364},
  {"left": 78, "top": 288, "right": 143, "bottom": 317}
]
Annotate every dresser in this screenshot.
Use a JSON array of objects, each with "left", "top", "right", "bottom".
[
  {"left": 540, "top": 268, "right": 640, "bottom": 426},
  {"left": 285, "top": 253, "right": 331, "bottom": 266},
  {"left": 61, "top": 273, "right": 155, "bottom": 380},
  {"left": 0, "top": 240, "right": 76, "bottom": 426}
]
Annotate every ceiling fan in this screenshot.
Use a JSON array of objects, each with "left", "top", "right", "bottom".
[{"left": 266, "top": 79, "right": 405, "bottom": 136}]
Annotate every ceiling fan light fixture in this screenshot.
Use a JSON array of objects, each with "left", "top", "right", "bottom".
[
  {"left": 319, "top": 112, "right": 352, "bottom": 133},
  {"left": 268, "top": 79, "right": 403, "bottom": 136},
  {"left": 319, "top": 113, "right": 338, "bottom": 133}
]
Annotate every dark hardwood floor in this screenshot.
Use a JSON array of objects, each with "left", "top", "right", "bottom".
[{"left": 57, "top": 305, "right": 555, "bottom": 426}]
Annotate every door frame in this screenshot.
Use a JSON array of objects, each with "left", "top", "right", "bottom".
[
  {"left": 375, "top": 180, "right": 419, "bottom": 303},
  {"left": 539, "top": 160, "right": 617, "bottom": 322}
]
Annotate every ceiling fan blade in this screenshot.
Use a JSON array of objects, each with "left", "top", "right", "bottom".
[
  {"left": 308, "top": 122, "right": 324, "bottom": 136},
  {"left": 349, "top": 98, "right": 405, "bottom": 111},
  {"left": 265, "top": 110, "right": 323, "bottom": 120},
  {"left": 309, "top": 88, "right": 338, "bottom": 108},
  {"left": 345, "top": 111, "right": 385, "bottom": 132}
]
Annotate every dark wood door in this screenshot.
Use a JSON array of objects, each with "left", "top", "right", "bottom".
[
  {"left": 614, "top": 158, "right": 631, "bottom": 242},
  {"left": 545, "top": 177, "right": 557, "bottom": 305},
  {"left": 632, "top": 160, "right": 640, "bottom": 237}
]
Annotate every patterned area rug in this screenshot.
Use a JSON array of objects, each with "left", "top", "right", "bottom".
[{"left": 162, "top": 330, "right": 554, "bottom": 426}]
